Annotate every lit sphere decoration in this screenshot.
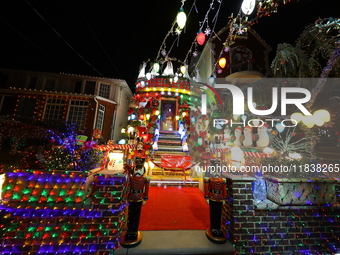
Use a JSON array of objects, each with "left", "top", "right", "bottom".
[
  {"left": 180, "top": 65, "right": 186, "bottom": 74},
  {"left": 176, "top": 8, "right": 186, "bottom": 29},
  {"left": 153, "top": 63, "right": 160, "bottom": 73},
  {"left": 241, "top": 0, "right": 256, "bottom": 15},
  {"left": 219, "top": 57, "right": 227, "bottom": 68},
  {"left": 196, "top": 30, "right": 205, "bottom": 45}
]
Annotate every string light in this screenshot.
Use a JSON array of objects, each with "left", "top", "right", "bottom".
[{"left": 0, "top": 170, "right": 126, "bottom": 254}]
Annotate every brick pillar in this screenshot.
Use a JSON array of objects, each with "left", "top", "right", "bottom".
[{"left": 223, "top": 174, "right": 340, "bottom": 254}]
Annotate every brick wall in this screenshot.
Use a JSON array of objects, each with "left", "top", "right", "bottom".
[
  {"left": 223, "top": 175, "right": 340, "bottom": 254},
  {"left": 0, "top": 171, "right": 127, "bottom": 255}
]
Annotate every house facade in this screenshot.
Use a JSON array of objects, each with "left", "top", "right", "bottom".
[
  {"left": 0, "top": 68, "right": 133, "bottom": 142},
  {"left": 194, "top": 27, "right": 272, "bottom": 84}
]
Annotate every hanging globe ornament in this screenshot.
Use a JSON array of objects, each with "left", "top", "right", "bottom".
[
  {"left": 180, "top": 65, "right": 187, "bottom": 74},
  {"left": 176, "top": 7, "right": 187, "bottom": 29},
  {"left": 241, "top": 0, "right": 256, "bottom": 15},
  {"left": 219, "top": 58, "right": 227, "bottom": 68},
  {"left": 275, "top": 123, "right": 285, "bottom": 133},
  {"left": 208, "top": 76, "right": 215, "bottom": 85},
  {"left": 153, "top": 62, "right": 160, "bottom": 73},
  {"left": 196, "top": 30, "right": 206, "bottom": 45}
]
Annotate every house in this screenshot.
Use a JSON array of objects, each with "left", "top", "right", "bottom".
[
  {"left": 0, "top": 68, "right": 133, "bottom": 143},
  {"left": 194, "top": 27, "right": 272, "bottom": 84}
]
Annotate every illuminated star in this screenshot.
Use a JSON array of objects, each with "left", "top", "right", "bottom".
[{"left": 237, "top": 29, "right": 244, "bottom": 35}]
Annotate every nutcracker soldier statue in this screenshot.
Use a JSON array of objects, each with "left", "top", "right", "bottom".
[
  {"left": 120, "top": 157, "right": 150, "bottom": 248},
  {"left": 204, "top": 171, "right": 227, "bottom": 244},
  {"left": 201, "top": 145, "right": 215, "bottom": 177}
]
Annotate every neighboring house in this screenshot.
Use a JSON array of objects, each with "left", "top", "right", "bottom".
[
  {"left": 0, "top": 68, "right": 133, "bottom": 143},
  {"left": 194, "top": 27, "right": 271, "bottom": 84}
]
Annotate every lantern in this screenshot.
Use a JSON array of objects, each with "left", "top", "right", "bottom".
[
  {"left": 219, "top": 57, "right": 227, "bottom": 68},
  {"left": 139, "top": 114, "right": 144, "bottom": 120},
  {"left": 196, "top": 30, "right": 205, "bottom": 45},
  {"left": 176, "top": 7, "right": 186, "bottom": 29}
]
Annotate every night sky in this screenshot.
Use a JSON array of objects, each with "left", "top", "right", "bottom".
[{"left": 0, "top": 0, "right": 339, "bottom": 89}]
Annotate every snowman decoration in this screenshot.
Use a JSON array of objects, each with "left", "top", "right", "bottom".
[
  {"left": 233, "top": 127, "right": 243, "bottom": 146},
  {"left": 243, "top": 126, "right": 254, "bottom": 147},
  {"left": 256, "top": 123, "right": 270, "bottom": 147},
  {"left": 229, "top": 145, "right": 245, "bottom": 171}
]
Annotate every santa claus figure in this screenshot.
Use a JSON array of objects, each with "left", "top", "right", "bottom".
[
  {"left": 120, "top": 163, "right": 150, "bottom": 248},
  {"left": 243, "top": 125, "right": 254, "bottom": 147},
  {"left": 204, "top": 171, "right": 227, "bottom": 244},
  {"left": 256, "top": 123, "right": 270, "bottom": 147}
]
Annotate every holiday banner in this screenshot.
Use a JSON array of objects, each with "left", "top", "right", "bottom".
[{"left": 161, "top": 155, "right": 192, "bottom": 169}]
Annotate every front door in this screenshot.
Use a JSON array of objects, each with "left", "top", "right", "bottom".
[{"left": 161, "top": 100, "right": 176, "bottom": 131}]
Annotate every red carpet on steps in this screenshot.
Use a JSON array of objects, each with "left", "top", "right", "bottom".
[{"left": 139, "top": 186, "right": 210, "bottom": 231}]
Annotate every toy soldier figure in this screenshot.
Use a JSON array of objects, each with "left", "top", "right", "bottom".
[
  {"left": 201, "top": 146, "right": 216, "bottom": 177},
  {"left": 204, "top": 171, "right": 227, "bottom": 244},
  {"left": 120, "top": 160, "right": 150, "bottom": 248}
]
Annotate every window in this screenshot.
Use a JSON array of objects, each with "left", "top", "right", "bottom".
[
  {"left": 67, "top": 100, "right": 89, "bottom": 131},
  {"left": 85, "top": 81, "right": 96, "bottom": 95},
  {"left": 17, "top": 98, "right": 37, "bottom": 118},
  {"left": 0, "top": 95, "right": 15, "bottom": 115},
  {"left": 96, "top": 104, "right": 105, "bottom": 131},
  {"left": 28, "top": 77, "right": 37, "bottom": 90},
  {"left": 0, "top": 73, "right": 8, "bottom": 89},
  {"left": 45, "top": 79, "right": 55, "bottom": 91},
  {"left": 99, "top": 83, "right": 110, "bottom": 99},
  {"left": 43, "top": 98, "right": 66, "bottom": 121},
  {"left": 74, "top": 81, "right": 82, "bottom": 94}
]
